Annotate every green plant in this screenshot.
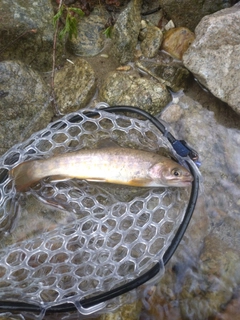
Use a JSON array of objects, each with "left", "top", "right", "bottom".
[
  {"left": 53, "top": 5, "right": 84, "bottom": 41},
  {"left": 51, "top": 2, "right": 84, "bottom": 115},
  {"left": 103, "top": 26, "right": 113, "bottom": 38}
]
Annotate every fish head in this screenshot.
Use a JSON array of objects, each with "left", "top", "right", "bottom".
[{"left": 149, "top": 160, "right": 194, "bottom": 187}]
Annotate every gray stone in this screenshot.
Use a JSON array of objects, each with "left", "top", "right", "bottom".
[
  {"left": 183, "top": 3, "right": 240, "bottom": 115},
  {"left": 141, "top": 0, "right": 165, "bottom": 27},
  {"left": 111, "top": 0, "right": 142, "bottom": 64},
  {"left": 0, "top": 0, "right": 63, "bottom": 71},
  {"left": 136, "top": 60, "right": 190, "bottom": 92},
  {"left": 99, "top": 301, "right": 142, "bottom": 320},
  {"left": 158, "top": 0, "right": 235, "bottom": 31},
  {"left": 140, "top": 25, "right": 163, "bottom": 58},
  {"left": 54, "top": 58, "right": 96, "bottom": 114},
  {"left": 0, "top": 61, "right": 53, "bottom": 155},
  {"left": 223, "top": 128, "right": 240, "bottom": 184},
  {"left": 99, "top": 70, "right": 171, "bottom": 114},
  {"left": 180, "top": 234, "right": 240, "bottom": 319},
  {"left": 67, "top": 6, "right": 109, "bottom": 57}
]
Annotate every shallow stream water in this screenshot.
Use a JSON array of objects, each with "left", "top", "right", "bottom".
[{"left": 140, "top": 82, "right": 240, "bottom": 319}]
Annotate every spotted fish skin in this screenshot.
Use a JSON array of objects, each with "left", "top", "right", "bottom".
[{"left": 10, "top": 147, "right": 193, "bottom": 192}]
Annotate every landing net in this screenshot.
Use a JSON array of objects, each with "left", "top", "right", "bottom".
[{"left": 0, "top": 104, "right": 192, "bottom": 317}]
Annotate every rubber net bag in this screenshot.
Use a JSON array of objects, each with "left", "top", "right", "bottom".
[{"left": 0, "top": 105, "right": 190, "bottom": 318}]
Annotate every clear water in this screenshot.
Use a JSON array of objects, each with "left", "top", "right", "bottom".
[{"left": 139, "top": 89, "right": 240, "bottom": 320}]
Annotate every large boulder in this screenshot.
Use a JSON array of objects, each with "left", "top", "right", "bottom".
[
  {"left": 110, "top": 0, "right": 142, "bottom": 64},
  {"left": 183, "top": 3, "right": 240, "bottom": 115},
  {"left": 54, "top": 58, "right": 96, "bottom": 114},
  {"left": 0, "top": 61, "right": 53, "bottom": 155},
  {"left": 158, "top": 0, "right": 237, "bottom": 31},
  {"left": 0, "top": 0, "right": 63, "bottom": 71},
  {"left": 99, "top": 70, "right": 171, "bottom": 114}
]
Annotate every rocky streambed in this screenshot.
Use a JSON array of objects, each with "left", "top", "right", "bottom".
[{"left": 0, "top": 0, "right": 240, "bottom": 319}]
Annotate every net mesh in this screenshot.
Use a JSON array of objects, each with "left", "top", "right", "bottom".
[{"left": 0, "top": 105, "right": 190, "bottom": 316}]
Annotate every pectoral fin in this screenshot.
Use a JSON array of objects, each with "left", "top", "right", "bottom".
[
  {"left": 48, "top": 175, "right": 72, "bottom": 182},
  {"left": 128, "top": 178, "right": 152, "bottom": 187},
  {"left": 85, "top": 177, "right": 107, "bottom": 182},
  {"left": 49, "top": 175, "right": 107, "bottom": 183}
]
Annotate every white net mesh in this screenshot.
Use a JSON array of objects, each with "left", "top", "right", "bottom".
[{"left": 0, "top": 105, "right": 190, "bottom": 317}]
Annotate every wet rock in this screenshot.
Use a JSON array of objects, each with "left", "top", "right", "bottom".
[
  {"left": 140, "top": 25, "right": 163, "bottom": 58},
  {"left": 214, "top": 288, "right": 240, "bottom": 319},
  {"left": 67, "top": 6, "right": 109, "bottom": 56},
  {"left": 100, "top": 300, "right": 142, "bottom": 320},
  {"left": 163, "top": 94, "right": 230, "bottom": 191},
  {"left": 141, "top": 1, "right": 165, "bottom": 27},
  {"left": 211, "top": 217, "right": 240, "bottom": 257},
  {"left": 99, "top": 70, "right": 171, "bottom": 114},
  {"left": 183, "top": 3, "right": 240, "bottom": 115},
  {"left": 54, "top": 58, "right": 96, "bottom": 114},
  {"left": 0, "top": 0, "right": 63, "bottom": 71},
  {"left": 0, "top": 61, "right": 53, "bottom": 156},
  {"left": 141, "top": 277, "right": 182, "bottom": 320},
  {"left": 139, "top": 20, "right": 149, "bottom": 40},
  {"left": 161, "top": 27, "right": 195, "bottom": 60},
  {"left": 180, "top": 234, "right": 240, "bottom": 319},
  {"left": 136, "top": 60, "right": 190, "bottom": 92},
  {"left": 158, "top": 0, "right": 235, "bottom": 31},
  {"left": 111, "top": 0, "right": 142, "bottom": 64},
  {"left": 223, "top": 129, "right": 240, "bottom": 184},
  {"left": 140, "top": 93, "right": 240, "bottom": 319},
  {"left": 161, "top": 103, "right": 184, "bottom": 123}
]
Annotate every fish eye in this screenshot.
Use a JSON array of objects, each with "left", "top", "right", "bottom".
[{"left": 172, "top": 169, "right": 181, "bottom": 177}]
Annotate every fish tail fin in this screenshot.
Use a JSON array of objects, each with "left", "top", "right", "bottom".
[{"left": 10, "top": 161, "right": 39, "bottom": 192}]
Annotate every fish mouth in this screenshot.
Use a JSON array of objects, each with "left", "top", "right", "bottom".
[
  {"left": 169, "top": 178, "right": 194, "bottom": 187},
  {"left": 181, "top": 173, "right": 194, "bottom": 185},
  {"left": 182, "top": 178, "right": 194, "bottom": 186},
  {"left": 183, "top": 180, "right": 194, "bottom": 186}
]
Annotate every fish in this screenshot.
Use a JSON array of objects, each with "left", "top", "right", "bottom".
[{"left": 9, "top": 147, "right": 194, "bottom": 192}]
